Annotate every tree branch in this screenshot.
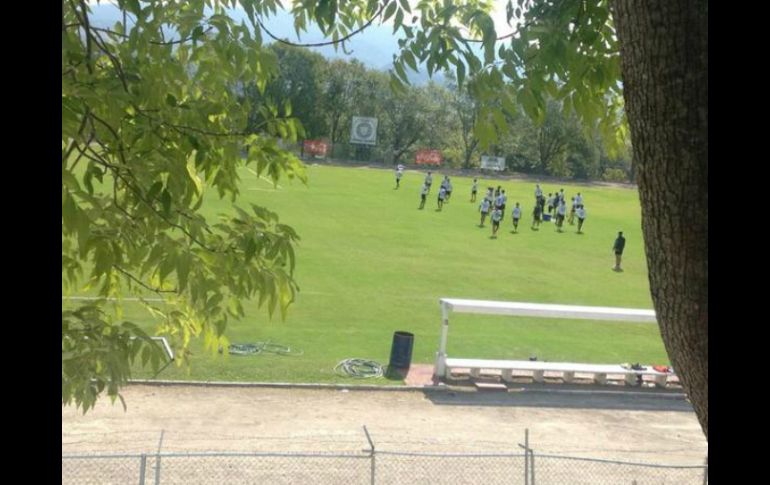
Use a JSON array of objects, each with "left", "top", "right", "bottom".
[
  {"left": 256, "top": 4, "right": 385, "bottom": 48},
  {"left": 67, "top": 130, "right": 95, "bottom": 172},
  {"left": 80, "top": 143, "right": 225, "bottom": 255},
  {"left": 64, "top": 9, "right": 131, "bottom": 94},
  {"left": 63, "top": 109, "right": 92, "bottom": 165},
  {"left": 85, "top": 25, "right": 215, "bottom": 46},
  {"left": 114, "top": 265, "right": 178, "bottom": 294},
  {"left": 87, "top": 27, "right": 130, "bottom": 93},
  {"left": 112, "top": 176, "right": 141, "bottom": 226},
  {"left": 135, "top": 109, "right": 252, "bottom": 138},
  {"left": 69, "top": 0, "right": 93, "bottom": 75},
  {"left": 456, "top": 19, "right": 535, "bottom": 43}
]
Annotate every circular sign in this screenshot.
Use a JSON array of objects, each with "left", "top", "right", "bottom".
[{"left": 355, "top": 120, "right": 374, "bottom": 139}]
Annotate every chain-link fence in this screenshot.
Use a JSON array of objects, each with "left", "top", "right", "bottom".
[
  {"left": 62, "top": 429, "right": 707, "bottom": 484},
  {"left": 530, "top": 455, "right": 708, "bottom": 485},
  {"left": 62, "top": 453, "right": 148, "bottom": 485},
  {"left": 375, "top": 451, "right": 527, "bottom": 484},
  {"left": 157, "top": 452, "right": 370, "bottom": 485}
]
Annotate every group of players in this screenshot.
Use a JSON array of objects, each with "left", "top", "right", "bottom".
[{"left": 400, "top": 167, "right": 588, "bottom": 238}]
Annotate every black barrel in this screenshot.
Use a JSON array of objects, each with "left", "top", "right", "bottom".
[{"left": 388, "top": 331, "right": 414, "bottom": 370}]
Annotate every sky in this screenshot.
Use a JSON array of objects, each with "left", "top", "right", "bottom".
[{"left": 85, "top": 1, "right": 517, "bottom": 84}]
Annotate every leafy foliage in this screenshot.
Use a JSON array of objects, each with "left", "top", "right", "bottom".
[{"left": 63, "top": 0, "right": 305, "bottom": 412}]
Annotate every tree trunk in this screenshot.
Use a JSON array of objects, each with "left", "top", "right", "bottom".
[
  {"left": 463, "top": 139, "right": 478, "bottom": 169},
  {"left": 612, "top": 0, "right": 708, "bottom": 439}
]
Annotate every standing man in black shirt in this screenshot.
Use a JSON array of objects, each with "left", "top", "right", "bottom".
[{"left": 613, "top": 231, "right": 626, "bottom": 272}]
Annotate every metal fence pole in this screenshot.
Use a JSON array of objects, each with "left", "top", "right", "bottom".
[
  {"left": 518, "top": 429, "right": 530, "bottom": 485},
  {"left": 530, "top": 449, "right": 536, "bottom": 485},
  {"left": 155, "top": 429, "right": 165, "bottom": 485},
  {"left": 139, "top": 454, "right": 147, "bottom": 485},
  {"left": 363, "top": 425, "right": 375, "bottom": 485}
]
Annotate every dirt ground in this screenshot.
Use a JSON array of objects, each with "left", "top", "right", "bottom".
[{"left": 62, "top": 383, "right": 706, "bottom": 465}]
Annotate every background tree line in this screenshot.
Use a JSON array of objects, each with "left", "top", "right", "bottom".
[{"left": 243, "top": 43, "right": 633, "bottom": 183}]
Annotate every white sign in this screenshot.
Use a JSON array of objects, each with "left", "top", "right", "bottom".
[
  {"left": 350, "top": 116, "right": 378, "bottom": 145},
  {"left": 480, "top": 155, "right": 506, "bottom": 171}
]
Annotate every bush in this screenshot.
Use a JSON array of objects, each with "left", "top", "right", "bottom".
[{"left": 602, "top": 168, "right": 629, "bottom": 183}]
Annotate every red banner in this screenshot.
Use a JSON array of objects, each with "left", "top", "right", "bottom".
[
  {"left": 303, "top": 140, "right": 329, "bottom": 157},
  {"left": 415, "top": 149, "right": 443, "bottom": 165}
]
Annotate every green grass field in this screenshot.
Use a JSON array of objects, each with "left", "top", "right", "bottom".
[{"left": 65, "top": 163, "right": 669, "bottom": 384}]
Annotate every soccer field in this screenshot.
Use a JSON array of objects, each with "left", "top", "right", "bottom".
[{"left": 67, "top": 163, "right": 669, "bottom": 384}]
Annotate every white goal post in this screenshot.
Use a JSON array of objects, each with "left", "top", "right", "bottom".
[{"left": 434, "top": 298, "right": 657, "bottom": 377}]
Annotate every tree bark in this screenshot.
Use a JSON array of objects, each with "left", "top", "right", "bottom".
[{"left": 612, "top": 0, "right": 708, "bottom": 439}]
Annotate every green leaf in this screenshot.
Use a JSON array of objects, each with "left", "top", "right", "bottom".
[
  {"left": 62, "top": 190, "right": 77, "bottom": 233},
  {"left": 165, "top": 94, "right": 177, "bottom": 107},
  {"left": 383, "top": 1, "right": 398, "bottom": 22},
  {"left": 147, "top": 181, "right": 163, "bottom": 202},
  {"left": 177, "top": 253, "right": 191, "bottom": 291},
  {"left": 160, "top": 190, "right": 172, "bottom": 216},
  {"left": 389, "top": 73, "right": 407, "bottom": 94},
  {"left": 394, "top": 9, "right": 404, "bottom": 34},
  {"left": 456, "top": 60, "right": 465, "bottom": 86},
  {"left": 394, "top": 60, "right": 409, "bottom": 84},
  {"left": 399, "top": 0, "right": 411, "bottom": 14},
  {"left": 502, "top": 95, "right": 517, "bottom": 116},
  {"left": 244, "top": 237, "right": 257, "bottom": 262},
  {"left": 402, "top": 50, "right": 418, "bottom": 71},
  {"left": 159, "top": 253, "right": 177, "bottom": 284},
  {"left": 126, "top": 0, "right": 141, "bottom": 15},
  {"left": 483, "top": 38, "right": 495, "bottom": 66},
  {"left": 492, "top": 109, "right": 507, "bottom": 133}
]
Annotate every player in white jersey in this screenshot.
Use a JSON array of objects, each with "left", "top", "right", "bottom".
[
  {"left": 490, "top": 207, "right": 503, "bottom": 238},
  {"left": 567, "top": 197, "right": 577, "bottom": 226},
  {"left": 418, "top": 184, "right": 429, "bottom": 210},
  {"left": 479, "top": 198, "right": 491, "bottom": 226},
  {"left": 437, "top": 186, "right": 447, "bottom": 211},
  {"left": 555, "top": 199, "right": 567, "bottom": 232},
  {"left": 511, "top": 202, "right": 522, "bottom": 233},
  {"left": 498, "top": 190, "right": 508, "bottom": 218},
  {"left": 576, "top": 206, "right": 586, "bottom": 234},
  {"left": 424, "top": 172, "right": 433, "bottom": 193},
  {"left": 485, "top": 187, "right": 494, "bottom": 204}
]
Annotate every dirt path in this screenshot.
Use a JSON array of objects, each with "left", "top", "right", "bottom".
[{"left": 62, "top": 384, "right": 706, "bottom": 465}]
